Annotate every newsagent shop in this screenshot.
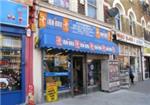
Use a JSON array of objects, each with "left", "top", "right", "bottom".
[
  {"left": 0, "top": 0, "right": 29, "bottom": 105},
  {"left": 114, "top": 32, "right": 144, "bottom": 81},
  {"left": 34, "top": 10, "right": 119, "bottom": 103}
]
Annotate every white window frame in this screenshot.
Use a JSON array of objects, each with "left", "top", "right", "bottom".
[
  {"left": 129, "top": 14, "right": 135, "bottom": 36},
  {"left": 115, "top": 11, "right": 122, "bottom": 31},
  {"left": 85, "top": 0, "right": 97, "bottom": 19}
]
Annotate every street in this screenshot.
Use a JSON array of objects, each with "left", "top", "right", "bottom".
[{"left": 40, "top": 80, "right": 150, "bottom": 105}]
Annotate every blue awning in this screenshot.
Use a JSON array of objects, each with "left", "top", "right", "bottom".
[
  {"left": 39, "top": 30, "right": 118, "bottom": 55},
  {"left": 38, "top": 11, "right": 119, "bottom": 55}
]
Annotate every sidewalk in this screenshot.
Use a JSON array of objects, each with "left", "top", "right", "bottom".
[{"left": 39, "top": 80, "right": 150, "bottom": 105}]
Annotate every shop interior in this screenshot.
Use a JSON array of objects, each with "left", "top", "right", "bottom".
[
  {"left": 73, "top": 56, "right": 83, "bottom": 95},
  {"left": 0, "top": 35, "right": 22, "bottom": 91},
  {"left": 43, "top": 49, "right": 70, "bottom": 91},
  {"left": 144, "top": 57, "right": 150, "bottom": 78}
]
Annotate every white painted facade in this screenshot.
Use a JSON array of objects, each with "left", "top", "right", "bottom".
[{"left": 33, "top": 0, "right": 107, "bottom": 104}]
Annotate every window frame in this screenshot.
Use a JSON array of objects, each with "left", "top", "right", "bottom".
[
  {"left": 48, "top": 0, "right": 70, "bottom": 9},
  {"left": 129, "top": 15, "right": 135, "bottom": 35},
  {"left": 115, "top": 12, "right": 121, "bottom": 31},
  {"left": 86, "top": 0, "right": 97, "bottom": 19},
  {"left": 42, "top": 50, "right": 71, "bottom": 91}
]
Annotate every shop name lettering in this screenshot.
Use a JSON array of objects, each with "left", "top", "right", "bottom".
[
  {"left": 117, "top": 34, "right": 144, "bottom": 45},
  {"left": 56, "top": 36, "right": 115, "bottom": 52},
  {"left": 47, "top": 18, "right": 62, "bottom": 28}
]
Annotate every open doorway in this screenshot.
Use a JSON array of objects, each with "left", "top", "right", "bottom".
[{"left": 73, "top": 56, "right": 84, "bottom": 95}]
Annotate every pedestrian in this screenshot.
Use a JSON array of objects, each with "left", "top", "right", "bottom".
[{"left": 127, "top": 65, "right": 134, "bottom": 84}]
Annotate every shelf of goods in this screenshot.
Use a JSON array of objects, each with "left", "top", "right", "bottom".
[{"left": 0, "top": 46, "right": 21, "bottom": 91}]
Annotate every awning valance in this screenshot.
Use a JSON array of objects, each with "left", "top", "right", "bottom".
[{"left": 38, "top": 11, "right": 119, "bottom": 55}]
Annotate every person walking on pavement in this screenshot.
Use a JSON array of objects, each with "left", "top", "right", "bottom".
[{"left": 127, "top": 65, "right": 134, "bottom": 84}]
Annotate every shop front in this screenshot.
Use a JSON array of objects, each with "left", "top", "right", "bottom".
[
  {"left": 143, "top": 41, "right": 150, "bottom": 80},
  {"left": 38, "top": 11, "right": 119, "bottom": 102},
  {"left": 0, "top": 1, "right": 28, "bottom": 105},
  {"left": 114, "top": 33, "right": 144, "bottom": 82}
]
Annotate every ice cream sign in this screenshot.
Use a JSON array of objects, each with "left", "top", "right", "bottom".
[
  {"left": 116, "top": 33, "right": 144, "bottom": 46},
  {"left": 0, "top": 0, "right": 28, "bottom": 27}
]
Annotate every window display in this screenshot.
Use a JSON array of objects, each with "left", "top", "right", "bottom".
[
  {"left": 0, "top": 35, "right": 21, "bottom": 91},
  {"left": 88, "top": 59, "right": 100, "bottom": 86},
  {"left": 43, "top": 50, "right": 70, "bottom": 91}
]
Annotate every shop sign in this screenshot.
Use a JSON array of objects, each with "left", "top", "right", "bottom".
[
  {"left": 116, "top": 33, "right": 144, "bottom": 46},
  {"left": 44, "top": 72, "right": 69, "bottom": 77},
  {"left": 11, "top": 0, "right": 33, "bottom": 6},
  {"left": 39, "top": 11, "right": 119, "bottom": 55},
  {"left": 0, "top": 0, "right": 28, "bottom": 27},
  {"left": 144, "top": 48, "right": 150, "bottom": 54},
  {"left": 46, "top": 82, "right": 58, "bottom": 102},
  {"left": 39, "top": 11, "right": 112, "bottom": 41}
]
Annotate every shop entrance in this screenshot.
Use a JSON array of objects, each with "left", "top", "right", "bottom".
[
  {"left": 145, "top": 57, "right": 150, "bottom": 78},
  {"left": 130, "top": 56, "right": 136, "bottom": 71},
  {"left": 73, "top": 56, "right": 84, "bottom": 95}
]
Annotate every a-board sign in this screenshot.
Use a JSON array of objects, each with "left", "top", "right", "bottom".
[{"left": 46, "top": 82, "right": 58, "bottom": 102}]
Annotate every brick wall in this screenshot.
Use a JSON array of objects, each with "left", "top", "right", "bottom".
[{"left": 104, "top": 0, "right": 150, "bottom": 38}]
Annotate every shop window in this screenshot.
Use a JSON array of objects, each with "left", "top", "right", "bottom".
[
  {"left": 78, "top": 0, "right": 85, "bottom": 15},
  {"left": 43, "top": 50, "right": 70, "bottom": 91},
  {"left": 0, "top": 35, "right": 21, "bottom": 91},
  {"left": 48, "top": 0, "right": 69, "bottom": 9},
  {"left": 87, "top": 0, "right": 97, "bottom": 18},
  {"left": 104, "top": 5, "right": 109, "bottom": 23},
  {"left": 87, "top": 59, "right": 101, "bottom": 86}
]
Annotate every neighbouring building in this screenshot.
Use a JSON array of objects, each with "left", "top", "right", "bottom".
[
  {"left": 104, "top": 0, "right": 150, "bottom": 82},
  {"left": 0, "top": 0, "right": 33, "bottom": 105}
]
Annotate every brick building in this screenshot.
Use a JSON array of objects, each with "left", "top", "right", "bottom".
[{"left": 104, "top": 0, "right": 150, "bottom": 81}]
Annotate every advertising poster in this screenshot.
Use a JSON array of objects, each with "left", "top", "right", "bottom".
[
  {"left": 0, "top": 0, "right": 29, "bottom": 27},
  {"left": 46, "top": 82, "right": 58, "bottom": 102}
]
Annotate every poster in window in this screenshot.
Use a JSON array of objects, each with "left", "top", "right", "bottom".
[{"left": 54, "top": 57, "right": 60, "bottom": 66}]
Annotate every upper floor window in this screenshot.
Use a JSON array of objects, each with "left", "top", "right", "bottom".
[
  {"left": 129, "top": 15, "right": 135, "bottom": 35},
  {"left": 115, "top": 11, "right": 121, "bottom": 30},
  {"left": 48, "top": 0, "right": 69, "bottom": 9},
  {"left": 142, "top": 20, "right": 146, "bottom": 38},
  {"left": 87, "top": 0, "right": 97, "bottom": 18}
]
